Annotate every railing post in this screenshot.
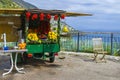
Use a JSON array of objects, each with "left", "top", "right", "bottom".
[
  {"left": 77, "top": 32, "right": 80, "bottom": 52},
  {"left": 111, "top": 33, "right": 113, "bottom": 55}
]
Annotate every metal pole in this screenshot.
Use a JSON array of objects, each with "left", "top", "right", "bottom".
[
  {"left": 111, "top": 33, "right": 113, "bottom": 55},
  {"left": 77, "top": 32, "right": 80, "bottom": 52},
  {"left": 57, "top": 14, "right": 61, "bottom": 44}
]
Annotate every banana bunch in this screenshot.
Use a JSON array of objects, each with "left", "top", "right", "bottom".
[
  {"left": 62, "top": 25, "right": 69, "bottom": 32},
  {"left": 48, "top": 31, "right": 57, "bottom": 40},
  {"left": 27, "top": 33, "right": 39, "bottom": 41}
]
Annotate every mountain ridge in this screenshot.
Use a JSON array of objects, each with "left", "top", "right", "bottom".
[{"left": 12, "top": 0, "right": 37, "bottom": 9}]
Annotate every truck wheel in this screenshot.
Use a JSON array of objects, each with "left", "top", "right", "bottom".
[{"left": 49, "top": 53, "right": 55, "bottom": 63}]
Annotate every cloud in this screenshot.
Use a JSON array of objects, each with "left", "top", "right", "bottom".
[{"left": 24, "top": 0, "right": 120, "bottom": 14}]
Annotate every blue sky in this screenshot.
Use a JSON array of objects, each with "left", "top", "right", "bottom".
[{"left": 24, "top": 0, "right": 120, "bottom": 32}]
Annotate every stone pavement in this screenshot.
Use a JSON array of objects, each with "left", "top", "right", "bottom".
[
  {"left": 0, "top": 52, "right": 120, "bottom": 80},
  {"left": 59, "top": 51, "right": 120, "bottom": 61}
]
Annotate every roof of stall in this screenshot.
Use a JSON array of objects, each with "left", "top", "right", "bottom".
[
  {"left": 0, "top": 8, "right": 25, "bottom": 14},
  {"left": 0, "top": 9, "right": 92, "bottom": 16},
  {"left": 26, "top": 9, "right": 66, "bottom": 15},
  {"left": 66, "top": 12, "right": 92, "bottom": 16}
]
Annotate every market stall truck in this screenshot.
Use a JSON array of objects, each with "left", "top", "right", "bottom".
[{"left": 20, "top": 9, "right": 66, "bottom": 63}]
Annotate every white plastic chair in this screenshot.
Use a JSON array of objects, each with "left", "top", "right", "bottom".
[{"left": 92, "top": 38, "right": 107, "bottom": 62}]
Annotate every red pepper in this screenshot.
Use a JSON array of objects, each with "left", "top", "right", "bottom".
[
  {"left": 54, "top": 15, "right": 58, "bottom": 20},
  {"left": 26, "top": 12, "right": 31, "bottom": 20},
  {"left": 32, "top": 14, "right": 38, "bottom": 20},
  {"left": 47, "top": 14, "right": 51, "bottom": 20},
  {"left": 61, "top": 14, "right": 65, "bottom": 19},
  {"left": 40, "top": 13, "right": 44, "bottom": 21}
]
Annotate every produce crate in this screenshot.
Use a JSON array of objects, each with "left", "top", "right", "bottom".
[
  {"left": 26, "top": 44, "right": 43, "bottom": 53},
  {"left": 43, "top": 43, "right": 60, "bottom": 52},
  {"left": 26, "top": 43, "right": 60, "bottom": 54}
]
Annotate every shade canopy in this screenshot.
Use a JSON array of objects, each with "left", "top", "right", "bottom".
[
  {"left": 0, "top": 9, "right": 92, "bottom": 16},
  {"left": 66, "top": 12, "right": 92, "bottom": 17}
]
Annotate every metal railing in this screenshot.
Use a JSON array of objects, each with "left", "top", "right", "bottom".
[{"left": 60, "top": 32, "right": 120, "bottom": 55}]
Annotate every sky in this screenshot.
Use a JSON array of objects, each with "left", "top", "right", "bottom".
[{"left": 24, "top": 0, "right": 120, "bottom": 32}]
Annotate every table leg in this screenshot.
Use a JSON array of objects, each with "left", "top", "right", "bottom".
[
  {"left": 2, "top": 54, "right": 14, "bottom": 76},
  {"left": 15, "top": 52, "right": 25, "bottom": 73}
]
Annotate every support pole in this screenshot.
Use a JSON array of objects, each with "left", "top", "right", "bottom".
[
  {"left": 111, "top": 33, "right": 113, "bottom": 55},
  {"left": 57, "top": 14, "right": 61, "bottom": 44},
  {"left": 77, "top": 32, "right": 80, "bottom": 52}
]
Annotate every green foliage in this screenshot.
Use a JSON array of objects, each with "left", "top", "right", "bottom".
[
  {"left": 113, "top": 49, "right": 120, "bottom": 56},
  {"left": 0, "top": 0, "right": 22, "bottom": 8},
  {"left": 114, "top": 53, "right": 120, "bottom": 56}
]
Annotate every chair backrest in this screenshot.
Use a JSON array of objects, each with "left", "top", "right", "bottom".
[{"left": 92, "top": 38, "right": 103, "bottom": 51}]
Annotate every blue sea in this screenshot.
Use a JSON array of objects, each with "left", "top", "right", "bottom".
[{"left": 72, "top": 33, "right": 120, "bottom": 43}]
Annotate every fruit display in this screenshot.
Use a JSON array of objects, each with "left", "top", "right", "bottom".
[
  {"left": 27, "top": 30, "right": 58, "bottom": 43},
  {"left": 62, "top": 25, "right": 69, "bottom": 32},
  {"left": 48, "top": 31, "right": 58, "bottom": 41},
  {"left": 27, "top": 32, "right": 42, "bottom": 43},
  {"left": 27, "top": 33, "right": 39, "bottom": 41},
  {"left": 18, "top": 42, "right": 26, "bottom": 49}
]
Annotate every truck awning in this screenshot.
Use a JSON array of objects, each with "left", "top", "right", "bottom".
[
  {"left": 66, "top": 12, "right": 92, "bottom": 17},
  {"left": 0, "top": 9, "right": 92, "bottom": 16}
]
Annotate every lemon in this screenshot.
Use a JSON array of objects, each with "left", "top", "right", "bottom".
[{"left": 62, "top": 25, "right": 69, "bottom": 32}]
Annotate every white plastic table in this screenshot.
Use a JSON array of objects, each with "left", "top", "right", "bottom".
[{"left": 0, "top": 49, "right": 27, "bottom": 76}]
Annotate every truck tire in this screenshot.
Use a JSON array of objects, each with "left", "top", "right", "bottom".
[{"left": 49, "top": 53, "right": 55, "bottom": 63}]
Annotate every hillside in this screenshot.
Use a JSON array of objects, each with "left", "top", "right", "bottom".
[
  {"left": 0, "top": 0, "right": 37, "bottom": 9},
  {"left": 0, "top": 0, "right": 22, "bottom": 8},
  {"left": 12, "top": 0, "right": 37, "bottom": 9}
]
